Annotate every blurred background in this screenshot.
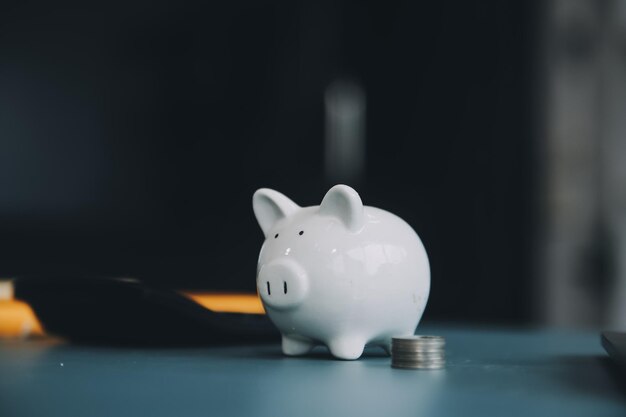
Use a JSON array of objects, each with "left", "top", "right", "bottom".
[{"left": 0, "top": 0, "right": 624, "bottom": 329}]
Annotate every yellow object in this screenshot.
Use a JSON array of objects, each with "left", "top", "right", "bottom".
[
  {"left": 0, "top": 300, "right": 45, "bottom": 338},
  {"left": 182, "top": 292, "right": 266, "bottom": 314}
]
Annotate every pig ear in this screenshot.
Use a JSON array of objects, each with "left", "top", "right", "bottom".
[
  {"left": 319, "top": 184, "right": 364, "bottom": 232},
  {"left": 253, "top": 188, "right": 300, "bottom": 237}
]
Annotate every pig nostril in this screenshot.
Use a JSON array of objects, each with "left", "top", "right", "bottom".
[
  {"left": 266, "top": 281, "right": 271, "bottom": 295},
  {"left": 283, "top": 281, "right": 288, "bottom": 294}
]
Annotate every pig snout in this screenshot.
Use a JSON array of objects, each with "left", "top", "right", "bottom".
[{"left": 258, "top": 259, "right": 309, "bottom": 310}]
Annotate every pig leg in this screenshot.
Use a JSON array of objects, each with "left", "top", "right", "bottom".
[
  {"left": 282, "top": 335, "right": 315, "bottom": 356},
  {"left": 327, "top": 337, "right": 365, "bottom": 360}
]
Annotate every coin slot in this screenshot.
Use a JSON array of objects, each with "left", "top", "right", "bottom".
[
  {"left": 266, "top": 281, "right": 271, "bottom": 295},
  {"left": 283, "top": 281, "right": 287, "bottom": 294}
]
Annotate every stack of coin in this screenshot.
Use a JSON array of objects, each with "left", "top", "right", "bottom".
[{"left": 391, "top": 335, "right": 445, "bottom": 369}]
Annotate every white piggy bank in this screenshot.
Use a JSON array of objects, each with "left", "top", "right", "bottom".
[{"left": 253, "top": 184, "right": 430, "bottom": 360}]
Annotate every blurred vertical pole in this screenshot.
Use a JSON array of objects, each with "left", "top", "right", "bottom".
[
  {"left": 540, "top": 0, "right": 603, "bottom": 326},
  {"left": 324, "top": 79, "right": 366, "bottom": 186},
  {"left": 603, "top": 1, "right": 626, "bottom": 329},
  {"left": 541, "top": 0, "right": 626, "bottom": 328}
]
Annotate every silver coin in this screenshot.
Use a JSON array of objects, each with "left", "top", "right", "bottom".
[
  {"left": 392, "top": 353, "right": 445, "bottom": 361},
  {"left": 393, "top": 351, "right": 444, "bottom": 355},
  {"left": 391, "top": 362, "right": 446, "bottom": 369},
  {"left": 390, "top": 335, "right": 446, "bottom": 370},
  {"left": 392, "top": 342, "right": 445, "bottom": 348},
  {"left": 392, "top": 355, "right": 446, "bottom": 362},
  {"left": 392, "top": 341, "right": 445, "bottom": 349},
  {"left": 392, "top": 358, "right": 446, "bottom": 366},
  {"left": 392, "top": 350, "right": 444, "bottom": 355},
  {"left": 392, "top": 356, "right": 446, "bottom": 361},
  {"left": 393, "top": 348, "right": 444, "bottom": 354},
  {"left": 392, "top": 335, "right": 445, "bottom": 342},
  {"left": 393, "top": 356, "right": 444, "bottom": 361},
  {"left": 391, "top": 347, "right": 445, "bottom": 353},
  {"left": 392, "top": 357, "right": 446, "bottom": 364},
  {"left": 392, "top": 363, "right": 446, "bottom": 370},
  {"left": 392, "top": 335, "right": 445, "bottom": 345}
]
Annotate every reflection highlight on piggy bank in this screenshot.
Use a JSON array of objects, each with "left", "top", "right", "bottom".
[{"left": 253, "top": 184, "right": 430, "bottom": 360}]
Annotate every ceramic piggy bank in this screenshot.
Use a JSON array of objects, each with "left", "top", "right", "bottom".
[{"left": 252, "top": 184, "right": 430, "bottom": 360}]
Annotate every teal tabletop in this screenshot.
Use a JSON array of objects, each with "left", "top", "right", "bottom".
[{"left": 0, "top": 326, "right": 624, "bottom": 417}]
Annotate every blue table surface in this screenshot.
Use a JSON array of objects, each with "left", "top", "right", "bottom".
[{"left": 0, "top": 325, "right": 624, "bottom": 417}]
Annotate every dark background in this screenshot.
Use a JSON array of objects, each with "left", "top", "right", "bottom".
[{"left": 0, "top": 1, "right": 537, "bottom": 324}]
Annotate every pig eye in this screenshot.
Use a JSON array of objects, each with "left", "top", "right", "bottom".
[
  {"left": 274, "top": 233, "right": 279, "bottom": 239},
  {"left": 298, "top": 230, "right": 304, "bottom": 236}
]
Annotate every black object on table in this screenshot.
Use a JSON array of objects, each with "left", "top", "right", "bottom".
[{"left": 14, "top": 276, "right": 279, "bottom": 345}]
